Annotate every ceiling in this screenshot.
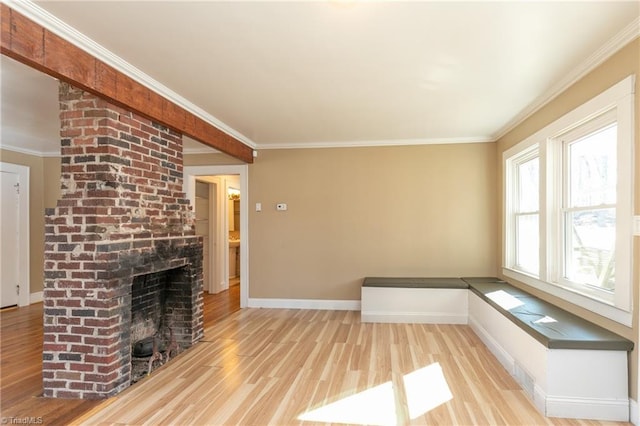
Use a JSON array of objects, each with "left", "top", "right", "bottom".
[{"left": 1, "top": 1, "right": 639, "bottom": 157}]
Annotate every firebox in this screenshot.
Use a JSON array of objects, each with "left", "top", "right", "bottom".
[{"left": 130, "top": 266, "right": 197, "bottom": 383}]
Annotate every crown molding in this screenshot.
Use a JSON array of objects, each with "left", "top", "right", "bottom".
[
  {"left": 183, "top": 147, "right": 221, "bottom": 155},
  {"left": 493, "top": 17, "right": 640, "bottom": 141},
  {"left": 257, "top": 135, "right": 495, "bottom": 150},
  {"left": 4, "top": 0, "right": 257, "bottom": 150},
  {"left": 0, "top": 143, "right": 60, "bottom": 158}
]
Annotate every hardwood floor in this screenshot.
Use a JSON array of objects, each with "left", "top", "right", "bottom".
[
  {"left": 0, "top": 303, "right": 100, "bottom": 425},
  {"left": 0, "top": 286, "right": 631, "bottom": 425},
  {"left": 204, "top": 282, "right": 241, "bottom": 325},
  {"left": 0, "top": 287, "right": 239, "bottom": 425},
  {"left": 75, "top": 309, "right": 629, "bottom": 426}
]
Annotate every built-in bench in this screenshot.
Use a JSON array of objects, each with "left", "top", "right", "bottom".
[
  {"left": 361, "top": 277, "right": 469, "bottom": 324},
  {"left": 361, "top": 276, "right": 634, "bottom": 421}
]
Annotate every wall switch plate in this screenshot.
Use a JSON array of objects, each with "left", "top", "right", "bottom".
[
  {"left": 255, "top": 202, "right": 262, "bottom": 212},
  {"left": 634, "top": 216, "right": 640, "bottom": 236},
  {"left": 276, "top": 203, "right": 287, "bottom": 211}
]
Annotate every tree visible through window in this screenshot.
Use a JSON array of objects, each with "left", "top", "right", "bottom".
[{"left": 562, "top": 124, "right": 617, "bottom": 291}]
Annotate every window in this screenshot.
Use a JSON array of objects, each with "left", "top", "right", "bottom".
[
  {"left": 558, "top": 118, "right": 617, "bottom": 295},
  {"left": 503, "top": 75, "right": 635, "bottom": 326},
  {"left": 506, "top": 148, "right": 539, "bottom": 276}
]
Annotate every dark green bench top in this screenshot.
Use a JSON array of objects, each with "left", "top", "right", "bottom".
[
  {"left": 462, "top": 277, "right": 633, "bottom": 351},
  {"left": 362, "top": 277, "right": 469, "bottom": 289}
]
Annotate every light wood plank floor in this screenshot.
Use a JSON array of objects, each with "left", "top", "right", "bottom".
[
  {"left": 0, "top": 286, "right": 240, "bottom": 425},
  {"left": 73, "top": 308, "right": 630, "bottom": 426}
]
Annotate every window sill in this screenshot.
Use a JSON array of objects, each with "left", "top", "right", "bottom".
[{"left": 502, "top": 268, "right": 632, "bottom": 327}]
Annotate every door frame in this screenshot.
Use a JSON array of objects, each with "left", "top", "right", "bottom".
[
  {"left": 0, "top": 162, "right": 30, "bottom": 307},
  {"left": 184, "top": 165, "right": 248, "bottom": 308}
]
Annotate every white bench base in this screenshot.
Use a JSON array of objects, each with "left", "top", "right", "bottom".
[
  {"left": 361, "top": 287, "right": 468, "bottom": 324},
  {"left": 468, "top": 292, "right": 629, "bottom": 421}
]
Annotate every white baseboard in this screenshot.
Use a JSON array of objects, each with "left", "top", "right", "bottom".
[
  {"left": 631, "top": 398, "right": 638, "bottom": 425},
  {"left": 546, "top": 396, "right": 630, "bottom": 421},
  {"left": 30, "top": 291, "right": 43, "bottom": 304},
  {"left": 468, "top": 314, "right": 515, "bottom": 375},
  {"left": 361, "top": 312, "right": 467, "bottom": 324},
  {"left": 247, "top": 298, "right": 360, "bottom": 311}
]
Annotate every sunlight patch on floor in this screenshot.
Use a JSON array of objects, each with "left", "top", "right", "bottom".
[
  {"left": 298, "top": 381, "right": 396, "bottom": 425},
  {"left": 403, "top": 362, "right": 453, "bottom": 419},
  {"left": 298, "top": 362, "right": 452, "bottom": 425}
]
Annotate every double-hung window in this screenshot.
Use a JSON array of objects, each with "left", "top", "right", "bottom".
[
  {"left": 506, "top": 147, "right": 540, "bottom": 276},
  {"left": 503, "top": 75, "right": 635, "bottom": 326},
  {"left": 556, "top": 115, "right": 617, "bottom": 297}
]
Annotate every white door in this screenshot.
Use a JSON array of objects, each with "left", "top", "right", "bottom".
[{"left": 1, "top": 170, "right": 20, "bottom": 308}]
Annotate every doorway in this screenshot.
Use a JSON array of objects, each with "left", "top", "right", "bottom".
[
  {"left": 0, "top": 162, "right": 30, "bottom": 308},
  {"left": 194, "top": 178, "right": 216, "bottom": 294},
  {"left": 184, "top": 165, "right": 248, "bottom": 309}
]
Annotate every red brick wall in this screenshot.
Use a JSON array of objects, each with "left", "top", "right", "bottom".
[
  {"left": 43, "top": 83, "right": 203, "bottom": 399},
  {"left": 56, "top": 81, "right": 192, "bottom": 240}
]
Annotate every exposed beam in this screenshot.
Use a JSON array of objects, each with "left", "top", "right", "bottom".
[{"left": 0, "top": 4, "right": 254, "bottom": 163}]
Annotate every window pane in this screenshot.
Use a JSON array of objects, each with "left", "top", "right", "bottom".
[
  {"left": 568, "top": 125, "right": 616, "bottom": 207},
  {"left": 517, "top": 157, "right": 539, "bottom": 212},
  {"left": 564, "top": 208, "right": 615, "bottom": 291},
  {"left": 516, "top": 213, "right": 539, "bottom": 275}
]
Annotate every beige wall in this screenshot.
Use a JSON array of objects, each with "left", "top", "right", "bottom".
[
  {"left": 495, "top": 38, "right": 639, "bottom": 399},
  {"left": 0, "top": 150, "right": 60, "bottom": 296},
  {"left": 242, "top": 143, "right": 498, "bottom": 300},
  {"left": 43, "top": 156, "right": 61, "bottom": 208},
  {"left": 184, "top": 151, "right": 246, "bottom": 166}
]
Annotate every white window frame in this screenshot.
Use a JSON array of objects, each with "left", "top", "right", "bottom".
[{"left": 503, "top": 75, "right": 635, "bottom": 327}]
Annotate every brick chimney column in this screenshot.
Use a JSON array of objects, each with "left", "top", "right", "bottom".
[{"left": 43, "top": 83, "right": 203, "bottom": 399}]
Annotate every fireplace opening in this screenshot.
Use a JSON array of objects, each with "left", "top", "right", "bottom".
[{"left": 130, "top": 266, "right": 194, "bottom": 384}]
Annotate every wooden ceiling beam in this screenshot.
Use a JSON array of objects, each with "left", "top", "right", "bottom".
[{"left": 0, "top": 4, "right": 254, "bottom": 163}]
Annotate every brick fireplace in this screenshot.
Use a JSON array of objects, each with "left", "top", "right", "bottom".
[{"left": 42, "top": 83, "right": 204, "bottom": 399}]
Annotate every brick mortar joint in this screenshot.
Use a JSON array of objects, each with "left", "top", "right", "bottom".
[{"left": 93, "top": 235, "right": 201, "bottom": 245}]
